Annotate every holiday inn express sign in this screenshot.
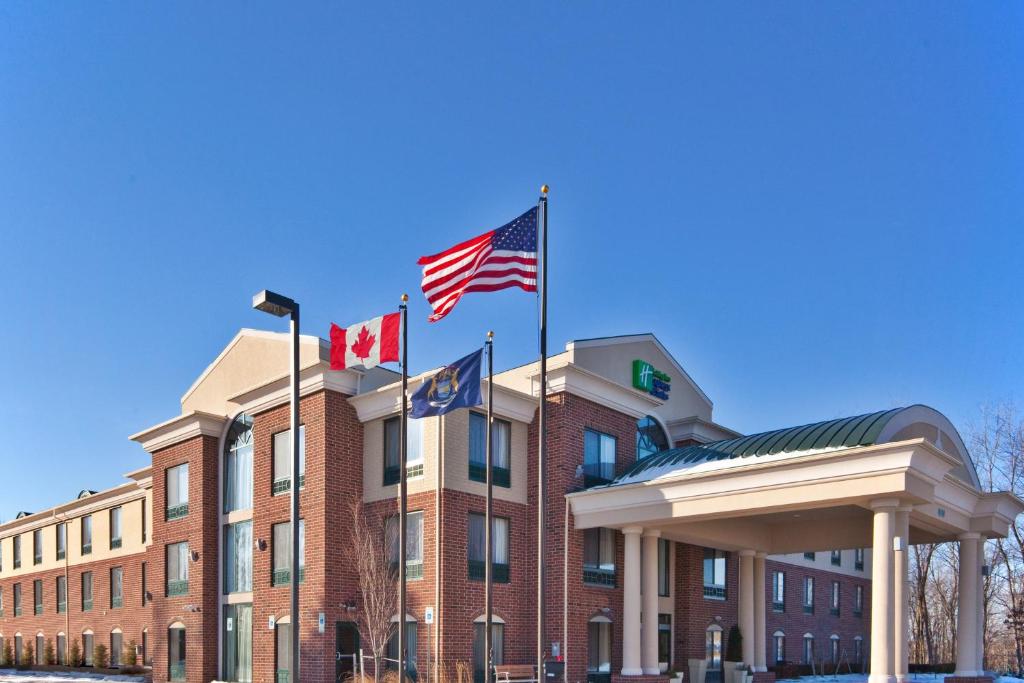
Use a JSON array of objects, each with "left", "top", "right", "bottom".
[{"left": 632, "top": 359, "right": 671, "bottom": 400}]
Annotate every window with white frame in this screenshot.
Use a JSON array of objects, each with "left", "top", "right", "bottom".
[
  {"left": 703, "top": 548, "right": 727, "bottom": 599},
  {"left": 830, "top": 580, "right": 841, "bottom": 615},
  {"left": 166, "top": 542, "right": 189, "bottom": 596},
  {"left": 583, "top": 528, "right": 616, "bottom": 587},
  {"left": 773, "top": 631, "right": 785, "bottom": 664},
  {"left": 588, "top": 616, "right": 612, "bottom": 674},
  {"left": 772, "top": 570, "right": 785, "bottom": 610},
  {"left": 166, "top": 464, "right": 189, "bottom": 520},
  {"left": 110, "top": 507, "right": 123, "bottom": 549},
  {"left": 385, "top": 511, "right": 423, "bottom": 580},
  {"left": 802, "top": 634, "right": 814, "bottom": 664},
  {"left": 224, "top": 414, "right": 254, "bottom": 512},
  {"left": 224, "top": 520, "right": 253, "bottom": 593},
  {"left": 468, "top": 513, "right": 509, "bottom": 583},
  {"left": 272, "top": 520, "right": 305, "bottom": 586},
  {"left": 384, "top": 417, "right": 424, "bottom": 485},
  {"left": 272, "top": 425, "right": 305, "bottom": 496},
  {"left": 803, "top": 576, "right": 814, "bottom": 613}
]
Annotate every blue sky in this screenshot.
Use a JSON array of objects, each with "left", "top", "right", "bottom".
[{"left": 1, "top": 3, "right": 1021, "bottom": 519}]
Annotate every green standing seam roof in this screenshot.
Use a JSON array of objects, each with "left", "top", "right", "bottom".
[{"left": 615, "top": 408, "right": 907, "bottom": 484}]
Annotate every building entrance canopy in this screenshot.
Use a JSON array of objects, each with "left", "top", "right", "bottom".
[{"left": 567, "top": 405, "right": 1024, "bottom": 683}]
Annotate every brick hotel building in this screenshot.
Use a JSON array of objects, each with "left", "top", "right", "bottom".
[{"left": 1, "top": 330, "right": 1015, "bottom": 683}]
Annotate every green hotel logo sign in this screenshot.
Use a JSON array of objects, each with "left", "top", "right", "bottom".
[{"left": 632, "top": 360, "right": 671, "bottom": 401}]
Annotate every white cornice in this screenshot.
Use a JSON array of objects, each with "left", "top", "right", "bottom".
[
  {"left": 0, "top": 484, "right": 146, "bottom": 536},
  {"left": 129, "top": 410, "right": 226, "bottom": 453},
  {"left": 667, "top": 416, "right": 742, "bottom": 444},
  {"left": 544, "top": 363, "right": 661, "bottom": 418},
  {"left": 231, "top": 366, "right": 358, "bottom": 416},
  {"left": 348, "top": 376, "right": 537, "bottom": 424}
]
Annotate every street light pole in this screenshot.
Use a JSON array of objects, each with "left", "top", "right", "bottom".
[{"left": 253, "top": 289, "right": 301, "bottom": 683}]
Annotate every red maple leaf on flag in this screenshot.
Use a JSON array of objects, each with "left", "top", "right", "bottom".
[{"left": 351, "top": 325, "right": 376, "bottom": 360}]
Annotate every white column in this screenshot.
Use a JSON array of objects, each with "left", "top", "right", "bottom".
[
  {"left": 956, "top": 533, "right": 981, "bottom": 677},
  {"left": 739, "top": 550, "right": 756, "bottom": 666},
  {"left": 978, "top": 535, "right": 988, "bottom": 674},
  {"left": 869, "top": 501, "right": 898, "bottom": 683},
  {"left": 894, "top": 507, "right": 910, "bottom": 683},
  {"left": 754, "top": 552, "right": 768, "bottom": 673},
  {"left": 622, "top": 526, "right": 644, "bottom": 676},
  {"left": 642, "top": 530, "right": 662, "bottom": 675}
]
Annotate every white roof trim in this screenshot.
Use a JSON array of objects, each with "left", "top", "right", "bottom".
[{"left": 473, "top": 614, "right": 506, "bottom": 624}]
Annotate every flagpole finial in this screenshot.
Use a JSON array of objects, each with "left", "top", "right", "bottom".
[
  {"left": 487, "top": 330, "right": 494, "bottom": 340},
  {"left": 540, "top": 184, "right": 549, "bottom": 195},
  {"left": 401, "top": 293, "right": 409, "bottom": 303}
]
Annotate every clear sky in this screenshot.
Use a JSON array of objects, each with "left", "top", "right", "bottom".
[{"left": 1, "top": 3, "right": 1021, "bottom": 520}]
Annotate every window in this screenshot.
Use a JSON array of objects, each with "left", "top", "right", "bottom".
[
  {"left": 167, "top": 542, "right": 189, "bottom": 596},
  {"left": 81, "top": 516, "right": 92, "bottom": 555},
  {"left": 0, "top": 587, "right": 4, "bottom": 617},
  {"left": 110, "top": 507, "right": 123, "bottom": 549},
  {"left": 81, "top": 572, "right": 93, "bottom": 611},
  {"left": 56, "top": 576, "right": 66, "bottom": 614},
  {"left": 111, "top": 567, "right": 123, "bottom": 608},
  {"left": 33, "top": 580, "right": 42, "bottom": 615},
  {"left": 0, "top": 540, "right": 3, "bottom": 571},
  {"left": 166, "top": 463, "right": 189, "bottom": 520},
  {"left": 854, "top": 637, "right": 864, "bottom": 665},
  {"left": 111, "top": 630, "right": 122, "bottom": 667},
  {"left": 706, "top": 625, "right": 723, "bottom": 669},
  {"left": 473, "top": 620, "right": 503, "bottom": 683},
  {"left": 587, "top": 617, "right": 612, "bottom": 678},
  {"left": 57, "top": 633, "right": 66, "bottom": 666},
  {"left": 169, "top": 624, "right": 186, "bottom": 681},
  {"left": 855, "top": 548, "right": 865, "bottom": 571},
  {"left": 803, "top": 576, "right": 814, "bottom": 613},
  {"left": 142, "top": 499, "right": 147, "bottom": 543},
  {"left": 223, "top": 603, "right": 253, "bottom": 682},
  {"left": 637, "top": 416, "right": 669, "bottom": 460},
  {"left": 14, "top": 635, "right": 22, "bottom": 666},
  {"left": 658, "top": 614, "right": 671, "bottom": 670},
  {"left": 773, "top": 631, "right": 785, "bottom": 664},
  {"left": 224, "top": 520, "right": 253, "bottom": 593},
  {"left": 658, "top": 539, "right": 671, "bottom": 596},
  {"left": 468, "top": 513, "right": 509, "bottom": 582},
  {"left": 142, "top": 562, "right": 148, "bottom": 606},
  {"left": 225, "top": 414, "right": 254, "bottom": 511},
  {"left": 56, "top": 523, "right": 66, "bottom": 561},
  {"left": 854, "top": 585, "right": 864, "bottom": 616},
  {"left": 583, "top": 430, "right": 616, "bottom": 487},
  {"left": 272, "top": 521, "right": 306, "bottom": 586},
  {"left": 703, "top": 548, "right": 727, "bottom": 599},
  {"left": 469, "top": 413, "right": 511, "bottom": 487},
  {"left": 772, "top": 571, "right": 785, "bottom": 611},
  {"left": 384, "top": 416, "right": 424, "bottom": 485},
  {"left": 36, "top": 634, "right": 43, "bottom": 665},
  {"left": 272, "top": 425, "right": 305, "bottom": 496},
  {"left": 386, "top": 512, "right": 423, "bottom": 580},
  {"left": 274, "top": 622, "right": 290, "bottom": 683},
  {"left": 13, "top": 583, "right": 21, "bottom": 616},
  {"left": 33, "top": 529, "right": 42, "bottom": 565},
  {"left": 803, "top": 552, "right": 815, "bottom": 560},
  {"left": 831, "top": 549, "right": 841, "bottom": 566},
  {"left": 830, "top": 636, "right": 840, "bottom": 663},
  {"left": 83, "top": 631, "right": 94, "bottom": 666},
  {"left": 583, "top": 528, "right": 616, "bottom": 587},
  {"left": 13, "top": 535, "right": 21, "bottom": 568},
  {"left": 830, "top": 581, "right": 841, "bottom": 616},
  {"left": 387, "top": 619, "right": 419, "bottom": 680},
  {"left": 802, "top": 635, "right": 814, "bottom": 664}
]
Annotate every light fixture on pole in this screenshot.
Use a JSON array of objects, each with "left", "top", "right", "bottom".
[{"left": 252, "top": 288, "right": 301, "bottom": 683}]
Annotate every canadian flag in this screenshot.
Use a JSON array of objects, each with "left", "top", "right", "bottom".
[{"left": 329, "top": 313, "right": 401, "bottom": 370}]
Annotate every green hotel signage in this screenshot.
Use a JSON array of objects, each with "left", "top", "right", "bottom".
[{"left": 632, "top": 360, "right": 671, "bottom": 400}]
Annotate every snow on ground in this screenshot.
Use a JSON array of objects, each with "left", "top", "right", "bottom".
[
  {"left": 774, "top": 674, "right": 1024, "bottom": 683},
  {"left": 0, "top": 670, "right": 145, "bottom": 682}
]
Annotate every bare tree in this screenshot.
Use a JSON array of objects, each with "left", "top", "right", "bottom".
[
  {"left": 350, "top": 500, "right": 398, "bottom": 682},
  {"left": 911, "top": 543, "right": 937, "bottom": 663}
]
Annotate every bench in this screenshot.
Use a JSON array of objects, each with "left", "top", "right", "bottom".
[{"left": 495, "top": 664, "right": 537, "bottom": 683}]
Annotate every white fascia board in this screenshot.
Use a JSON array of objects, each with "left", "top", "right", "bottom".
[
  {"left": 129, "top": 410, "right": 226, "bottom": 453},
  {"left": 0, "top": 484, "right": 146, "bottom": 535},
  {"left": 543, "top": 363, "right": 661, "bottom": 418},
  {"left": 229, "top": 365, "right": 359, "bottom": 416},
  {"left": 667, "top": 416, "right": 742, "bottom": 443}
]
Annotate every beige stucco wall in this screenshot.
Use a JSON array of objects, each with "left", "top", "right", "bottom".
[
  {"left": 441, "top": 409, "right": 529, "bottom": 505},
  {"left": 771, "top": 548, "right": 872, "bottom": 579}
]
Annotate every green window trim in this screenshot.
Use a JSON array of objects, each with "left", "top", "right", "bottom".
[
  {"left": 169, "top": 662, "right": 186, "bottom": 682},
  {"left": 56, "top": 550, "right": 65, "bottom": 561},
  {"left": 388, "top": 561, "right": 424, "bottom": 581},
  {"left": 468, "top": 463, "right": 511, "bottom": 488},
  {"left": 34, "top": 604, "right": 43, "bottom": 616},
  {"left": 272, "top": 567, "right": 306, "bottom": 586},
  {"left": 82, "top": 598, "right": 93, "bottom": 612},
  {"left": 111, "top": 538, "right": 123, "bottom": 550},
  {"left": 583, "top": 567, "right": 616, "bottom": 588},
  {"left": 276, "top": 670, "right": 290, "bottom": 683},
  {"left": 57, "top": 601, "right": 66, "bottom": 614},
  {"left": 272, "top": 474, "right": 306, "bottom": 496},
  {"left": 384, "top": 464, "right": 423, "bottom": 485},
  {"left": 81, "top": 543, "right": 92, "bottom": 556},
  {"left": 703, "top": 585, "right": 727, "bottom": 600},
  {"left": 166, "top": 503, "right": 189, "bottom": 521},
  {"left": 167, "top": 580, "right": 189, "bottom": 597},
  {"left": 467, "top": 560, "right": 510, "bottom": 583},
  {"left": 112, "top": 596, "right": 123, "bottom": 609}
]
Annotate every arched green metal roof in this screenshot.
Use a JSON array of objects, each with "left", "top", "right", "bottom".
[{"left": 615, "top": 407, "right": 908, "bottom": 484}]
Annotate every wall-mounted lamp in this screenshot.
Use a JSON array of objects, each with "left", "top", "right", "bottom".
[
  {"left": 190, "top": 551, "right": 200, "bottom": 563},
  {"left": 256, "top": 539, "right": 268, "bottom": 551}
]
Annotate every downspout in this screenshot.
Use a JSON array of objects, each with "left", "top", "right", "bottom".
[
  {"left": 562, "top": 497, "right": 569, "bottom": 683},
  {"left": 435, "top": 414, "right": 443, "bottom": 672}
]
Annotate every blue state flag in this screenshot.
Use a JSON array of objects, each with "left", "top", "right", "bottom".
[{"left": 410, "top": 349, "right": 483, "bottom": 418}]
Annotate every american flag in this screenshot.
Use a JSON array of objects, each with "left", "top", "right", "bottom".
[{"left": 418, "top": 207, "right": 539, "bottom": 322}]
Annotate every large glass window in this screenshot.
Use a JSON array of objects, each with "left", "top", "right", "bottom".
[
  {"left": 110, "top": 567, "right": 123, "bottom": 608},
  {"left": 272, "top": 521, "right": 305, "bottom": 586},
  {"left": 35, "top": 634, "right": 44, "bottom": 665},
  {"left": 583, "top": 528, "right": 616, "bottom": 587},
  {"left": 803, "top": 577, "right": 814, "bottom": 613},
  {"left": 81, "top": 516, "right": 92, "bottom": 555},
  {"left": 272, "top": 425, "right": 305, "bottom": 496},
  {"left": 587, "top": 617, "right": 612, "bottom": 682},
  {"left": 384, "top": 417, "right": 424, "bottom": 485},
  {"left": 225, "top": 521, "right": 253, "bottom": 593},
  {"left": 169, "top": 625, "right": 186, "bottom": 681},
  {"left": 81, "top": 573, "right": 93, "bottom": 611},
  {"left": 468, "top": 514, "right": 509, "bottom": 583},
  {"left": 56, "top": 523, "right": 66, "bottom": 560},
  {"left": 111, "top": 630, "right": 122, "bottom": 667},
  {"left": 56, "top": 576, "right": 67, "bottom": 613},
  {"left": 386, "top": 512, "right": 424, "bottom": 580},
  {"left": 658, "top": 614, "right": 671, "bottom": 671},
  {"left": 387, "top": 620, "right": 418, "bottom": 680},
  {"left": 830, "top": 636, "right": 840, "bottom": 663},
  {"left": 13, "top": 535, "right": 21, "bottom": 568},
  {"left": 772, "top": 571, "right": 785, "bottom": 611},
  {"left": 167, "top": 464, "right": 189, "bottom": 520},
  {"left": 469, "top": 413, "right": 512, "bottom": 487},
  {"left": 472, "top": 621, "right": 503, "bottom": 683},
  {"left": 167, "top": 542, "right": 189, "bottom": 596},
  {"left": 706, "top": 626, "right": 723, "bottom": 669},
  {"left": 275, "top": 622, "right": 290, "bottom": 683},
  {"left": 33, "top": 580, "right": 42, "bottom": 615},
  {"left": 83, "top": 632, "right": 94, "bottom": 666},
  {"left": 583, "top": 430, "right": 616, "bottom": 486},
  {"left": 637, "top": 416, "right": 669, "bottom": 460},
  {"left": 110, "top": 507, "right": 123, "bottom": 549},
  {"left": 703, "top": 548, "right": 727, "bottom": 599},
  {"left": 57, "top": 633, "right": 66, "bottom": 666},
  {"left": 658, "top": 539, "right": 671, "bottom": 596},
  {"left": 223, "top": 603, "right": 253, "bottom": 682},
  {"left": 33, "top": 529, "right": 42, "bottom": 565},
  {"left": 802, "top": 635, "right": 814, "bottom": 664},
  {"left": 773, "top": 631, "right": 785, "bottom": 664},
  {"left": 225, "top": 414, "right": 254, "bottom": 511}
]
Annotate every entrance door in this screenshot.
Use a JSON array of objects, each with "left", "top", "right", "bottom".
[{"left": 336, "top": 622, "right": 360, "bottom": 682}]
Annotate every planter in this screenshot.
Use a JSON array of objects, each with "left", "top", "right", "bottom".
[
  {"left": 724, "top": 661, "right": 741, "bottom": 683},
  {"left": 670, "top": 676, "right": 684, "bottom": 683},
  {"left": 689, "top": 659, "right": 708, "bottom": 683},
  {"left": 731, "top": 667, "right": 749, "bottom": 683}
]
